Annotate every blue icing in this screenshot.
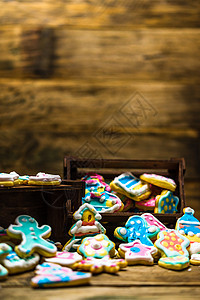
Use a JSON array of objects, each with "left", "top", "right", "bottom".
[
  {"left": 130, "top": 247, "right": 140, "bottom": 253},
  {"left": 157, "top": 191, "right": 179, "bottom": 213},
  {"left": 115, "top": 215, "right": 154, "bottom": 246},
  {"left": 177, "top": 208, "right": 200, "bottom": 235}
]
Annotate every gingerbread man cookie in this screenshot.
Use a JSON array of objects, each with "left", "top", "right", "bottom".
[
  {"left": 176, "top": 207, "right": 200, "bottom": 243},
  {"left": 154, "top": 190, "right": 179, "bottom": 214},
  {"left": 114, "top": 215, "right": 159, "bottom": 246},
  {"left": 63, "top": 204, "right": 106, "bottom": 252},
  {"left": 118, "top": 240, "right": 157, "bottom": 265},
  {"left": 7, "top": 215, "right": 57, "bottom": 258},
  {"left": 77, "top": 234, "right": 115, "bottom": 259},
  {"left": 155, "top": 229, "right": 190, "bottom": 270},
  {"left": 31, "top": 262, "right": 91, "bottom": 288},
  {"left": 140, "top": 173, "right": 176, "bottom": 192},
  {"left": 74, "top": 255, "right": 127, "bottom": 274}
]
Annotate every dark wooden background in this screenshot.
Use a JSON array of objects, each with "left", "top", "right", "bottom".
[{"left": 0, "top": 1, "right": 199, "bottom": 217}]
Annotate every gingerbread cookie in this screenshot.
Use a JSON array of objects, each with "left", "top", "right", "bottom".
[
  {"left": 114, "top": 215, "right": 159, "bottom": 246},
  {"left": 1, "top": 250, "right": 40, "bottom": 274},
  {"left": 0, "top": 243, "right": 12, "bottom": 280},
  {"left": 74, "top": 256, "right": 127, "bottom": 274},
  {"left": 31, "top": 262, "right": 91, "bottom": 288},
  {"left": 155, "top": 229, "right": 190, "bottom": 270},
  {"left": 44, "top": 252, "right": 82, "bottom": 268},
  {"left": 140, "top": 173, "right": 176, "bottom": 192},
  {"left": 154, "top": 190, "right": 179, "bottom": 214},
  {"left": 77, "top": 234, "right": 115, "bottom": 259},
  {"left": 118, "top": 240, "right": 157, "bottom": 265},
  {"left": 28, "top": 172, "right": 61, "bottom": 186},
  {"left": 110, "top": 173, "right": 151, "bottom": 201},
  {"left": 176, "top": 207, "right": 200, "bottom": 243},
  {"left": 63, "top": 204, "right": 106, "bottom": 252},
  {"left": 7, "top": 215, "right": 57, "bottom": 258}
]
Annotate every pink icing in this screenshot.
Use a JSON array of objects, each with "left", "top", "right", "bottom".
[
  {"left": 136, "top": 197, "right": 156, "bottom": 208},
  {"left": 142, "top": 173, "right": 176, "bottom": 186},
  {"left": 142, "top": 213, "right": 167, "bottom": 231}
]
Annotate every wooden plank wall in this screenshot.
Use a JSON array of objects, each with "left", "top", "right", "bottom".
[{"left": 0, "top": 1, "right": 199, "bottom": 216}]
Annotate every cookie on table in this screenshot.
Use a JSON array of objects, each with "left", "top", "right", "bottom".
[
  {"left": 0, "top": 172, "right": 20, "bottom": 187},
  {"left": 74, "top": 255, "right": 127, "bottom": 274},
  {"left": 118, "top": 240, "right": 157, "bottom": 265},
  {"left": 176, "top": 207, "right": 200, "bottom": 243},
  {"left": 154, "top": 190, "right": 179, "bottom": 214},
  {"left": 1, "top": 250, "right": 40, "bottom": 274},
  {"left": 140, "top": 173, "right": 176, "bottom": 192},
  {"left": 7, "top": 215, "right": 57, "bottom": 258},
  {"left": 110, "top": 172, "right": 151, "bottom": 201},
  {"left": 44, "top": 252, "right": 82, "bottom": 268},
  {"left": 114, "top": 215, "right": 159, "bottom": 247},
  {"left": 0, "top": 243, "right": 12, "bottom": 280},
  {"left": 155, "top": 229, "right": 190, "bottom": 270},
  {"left": 31, "top": 262, "right": 91, "bottom": 288},
  {"left": 63, "top": 204, "right": 106, "bottom": 252},
  {"left": 190, "top": 253, "right": 200, "bottom": 266},
  {"left": 77, "top": 234, "right": 115, "bottom": 259},
  {"left": 28, "top": 172, "right": 61, "bottom": 186}
]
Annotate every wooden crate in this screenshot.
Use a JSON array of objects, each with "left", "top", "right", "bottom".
[
  {"left": 0, "top": 181, "right": 84, "bottom": 245},
  {"left": 63, "top": 157, "right": 186, "bottom": 228}
]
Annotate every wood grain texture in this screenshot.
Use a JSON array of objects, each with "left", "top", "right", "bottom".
[
  {"left": 0, "top": 27, "right": 200, "bottom": 81},
  {"left": 0, "top": 80, "right": 199, "bottom": 178},
  {"left": 2, "top": 286, "right": 200, "bottom": 300},
  {"left": 0, "top": 1, "right": 200, "bottom": 28}
]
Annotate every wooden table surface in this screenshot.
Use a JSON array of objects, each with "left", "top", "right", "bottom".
[{"left": 1, "top": 264, "right": 200, "bottom": 300}]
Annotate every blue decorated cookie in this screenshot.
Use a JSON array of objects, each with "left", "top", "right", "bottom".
[
  {"left": 7, "top": 215, "right": 57, "bottom": 258},
  {"left": 114, "top": 215, "right": 159, "bottom": 246},
  {"left": 176, "top": 207, "right": 200, "bottom": 243},
  {"left": 154, "top": 190, "right": 179, "bottom": 213}
]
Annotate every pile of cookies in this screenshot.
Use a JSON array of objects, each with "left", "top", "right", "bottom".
[
  {"left": 1, "top": 204, "right": 200, "bottom": 288},
  {"left": 0, "top": 172, "right": 61, "bottom": 187},
  {"left": 82, "top": 172, "right": 179, "bottom": 214}
]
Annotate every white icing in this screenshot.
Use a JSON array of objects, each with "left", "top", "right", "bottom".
[
  {"left": 29, "top": 173, "right": 61, "bottom": 182},
  {"left": 196, "top": 233, "right": 200, "bottom": 238},
  {"left": 2, "top": 253, "right": 40, "bottom": 270},
  {"left": 188, "top": 231, "right": 195, "bottom": 237},
  {"left": 179, "top": 221, "right": 200, "bottom": 226},
  {"left": 179, "top": 230, "right": 185, "bottom": 235},
  {"left": 148, "top": 226, "right": 157, "bottom": 233},
  {"left": 120, "top": 228, "right": 127, "bottom": 235},
  {"left": 188, "top": 242, "right": 200, "bottom": 255},
  {"left": 136, "top": 220, "right": 141, "bottom": 224},
  {"left": 191, "top": 254, "right": 200, "bottom": 261},
  {"left": 130, "top": 221, "right": 135, "bottom": 225},
  {"left": 76, "top": 225, "right": 101, "bottom": 234},
  {"left": 73, "top": 204, "right": 102, "bottom": 221},
  {"left": 92, "top": 242, "right": 101, "bottom": 250},
  {"left": 184, "top": 207, "right": 194, "bottom": 214},
  {"left": 85, "top": 196, "right": 91, "bottom": 202},
  {"left": 141, "top": 173, "right": 176, "bottom": 186}
]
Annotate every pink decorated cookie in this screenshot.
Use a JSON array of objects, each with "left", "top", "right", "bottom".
[
  {"left": 44, "top": 252, "right": 82, "bottom": 268},
  {"left": 142, "top": 213, "right": 167, "bottom": 232},
  {"left": 118, "top": 240, "right": 157, "bottom": 265},
  {"left": 31, "top": 262, "right": 91, "bottom": 288},
  {"left": 135, "top": 196, "right": 156, "bottom": 211}
]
